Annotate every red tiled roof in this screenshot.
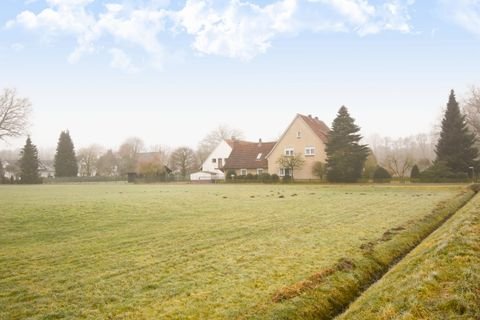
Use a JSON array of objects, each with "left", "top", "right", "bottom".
[
  {"left": 224, "top": 140, "right": 276, "bottom": 170},
  {"left": 299, "top": 114, "right": 330, "bottom": 143}
]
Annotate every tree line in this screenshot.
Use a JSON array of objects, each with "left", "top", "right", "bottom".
[{"left": 1, "top": 87, "right": 480, "bottom": 184}]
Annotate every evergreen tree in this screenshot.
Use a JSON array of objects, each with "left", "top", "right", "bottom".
[
  {"left": 19, "top": 136, "right": 41, "bottom": 184},
  {"left": 410, "top": 164, "right": 420, "bottom": 179},
  {"left": 326, "top": 106, "right": 369, "bottom": 182},
  {"left": 435, "top": 90, "right": 478, "bottom": 173},
  {"left": 54, "top": 130, "right": 78, "bottom": 177}
]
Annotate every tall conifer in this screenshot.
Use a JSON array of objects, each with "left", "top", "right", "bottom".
[
  {"left": 435, "top": 90, "right": 478, "bottom": 173},
  {"left": 54, "top": 130, "right": 78, "bottom": 177},
  {"left": 19, "top": 136, "right": 41, "bottom": 184},
  {"left": 326, "top": 106, "right": 369, "bottom": 182}
]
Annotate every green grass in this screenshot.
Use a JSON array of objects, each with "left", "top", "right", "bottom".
[
  {"left": 337, "top": 191, "right": 480, "bottom": 320},
  {"left": 0, "top": 184, "right": 468, "bottom": 319}
]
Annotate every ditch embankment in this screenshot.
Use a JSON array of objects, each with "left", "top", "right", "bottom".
[{"left": 248, "top": 185, "right": 478, "bottom": 320}]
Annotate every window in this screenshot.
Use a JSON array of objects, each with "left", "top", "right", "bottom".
[
  {"left": 256, "top": 153, "right": 262, "bottom": 160},
  {"left": 257, "top": 168, "right": 264, "bottom": 175},
  {"left": 284, "top": 148, "right": 294, "bottom": 156},
  {"left": 305, "top": 147, "right": 316, "bottom": 156},
  {"left": 240, "top": 169, "right": 247, "bottom": 176},
  {"left": 297, "top": 131, "right": 302, "bottom": 138},
  {"left": 279, "top": 168, "right": 291, "bottom": 177},
  {"left": 218, "top": 158, "right": 223, "bottom": 168},
  {"left": 212, "top": 158, "right": 217, "bottom": 163}
]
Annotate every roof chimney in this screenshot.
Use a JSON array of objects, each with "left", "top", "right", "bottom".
[
  {"left": 308, "top": 114, "right": 312, "bottom": 118},
  {"left": 315, "top": 116, "right": 319, "bottom": 120},
  {"left": 258, "top": 138, "right": 262, "bottom": 147},
  {"left": 231, "top": 136, "right": 236, "bottom": 141}
]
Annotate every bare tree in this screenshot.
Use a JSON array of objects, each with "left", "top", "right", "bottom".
[
  {"left": 96, "top": 150, "right": 119, "bottom": 176},
  {"left": 149, "top": 144, "right": 171, "bottom": 163},
  {"left": 138, "top": 153, "right": 166, "bottom": 178},
  {"left": 197, "top": 125, "right": 244, "bottom": 163},
  {"left": 117, "top": 137, "right": 145, "bottom": 174},
  {"left": 0, "top": 159, "right": 5, "bottom": 181},
  {"left": 464, "top": 86, "right": 480, "bottom": 139},
  {"left": 276, "top": 153, "right": 305, "bottom": 180},
  {"left": 0, "top": 88, "right": 32, "bottom": 141},
  {"left": 77, "top": 144, "right": 104, "bottom": 176},
  {"left": 384, "top": 138, "right": 415, "bottom": 182},
  {"left": 169, "top": 147, "right": 198, "bottom": 179}
]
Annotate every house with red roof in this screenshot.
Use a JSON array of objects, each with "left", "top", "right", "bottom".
[
  {"left": 223, "top": 139, "right": 277, "bottom": 177},
  {"left": 265, "top": 114, "right": 330, "bottom": 180}
]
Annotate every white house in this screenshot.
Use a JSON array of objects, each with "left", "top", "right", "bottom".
[{"left": 190, "top": 139, "right": 234, "bottom": 181}]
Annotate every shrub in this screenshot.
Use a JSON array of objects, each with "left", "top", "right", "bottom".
[
  {"left": 271, "top": 174, "right": 280, "bottom": 183},
  {"left": 419, "top": 161, "right": 469, "bottom": 183},
  {"left": 373, "top": 166, "right": 392, "bottom": 183},
  {"left": 246, "top": 173, "right": 255, "bottom": 181},
  {"left": 259, "top": 173, "right": 271, "bottom": 183},
  {"left": 225, "top": 170, "right": 236, "bottom": 181},
  {"left": 410, "top": 164, "right": 420, "bottom": 182},
  {"left": 282, "top": 175, "right": 292, "bottom": 183},
  {"left": 312, "top": 161, "right": 325, "bottom": 181}
]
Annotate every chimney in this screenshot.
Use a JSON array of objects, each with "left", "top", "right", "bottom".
[
  {"left": 231, "top": 136, "right": 236, "bottom": 141},
  {"left": 308, "top": 114, "right": 312, "bottom": 118},
  {"left": 315, "top": 116, "right": 319, "bottom": 120},
  {"left": 258, "top": 138, "right": 262, "bottom": 147}
]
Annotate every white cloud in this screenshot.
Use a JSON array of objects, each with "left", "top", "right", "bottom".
[
  {"left": 441, "top": 0, "right": 480, "bottom": 35},
  {"left": 96, "top": 4, "right": 168, "bottom": 68},
  {"left": 175, "top": 0, "right": 297, "bottom": 60},
  {"left": 7, "top": 0, "right": 416, "bottom": 66},
  {"left": 307, "top": 0, "right": 413, "bottom": 35},
  {"left": 109, "top": 48, "right": 139, "bottom": 73}
]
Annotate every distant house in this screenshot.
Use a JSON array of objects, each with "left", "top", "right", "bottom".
[
  {"left": 266, "top": 114, "right": 329, "bottom": 180},
  {"left": 223, "top": 139, "right": 276, "bottom": 177},
  {"left": 39, "top": 160, "right": 55, "bottom": 178},
  {"left": 190, "top": 139, "right": 235, "bottom": 181},
  {"left": 2, "top": 160, "right": 18, "bottom": 179}
]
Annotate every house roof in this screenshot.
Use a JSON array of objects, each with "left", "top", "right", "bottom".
[
  {"left": 224, "top": 140, "right": 276, "bottom": 170},
  {"left": 298, "top": 114, "right": 330, "bottom": 143},
  {"left": 266, "top": 114, "right": 330, "bottom": 159}
]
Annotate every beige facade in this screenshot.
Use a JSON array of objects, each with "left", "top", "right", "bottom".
[{"left": 266, "top": 114, "right": 328, "bottom": 180}]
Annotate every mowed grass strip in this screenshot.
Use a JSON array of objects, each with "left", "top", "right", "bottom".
[
  {"left": 338, "top": 190, "right": 480, "bottom": 320},
  {"left": 0, "top": 184, "right": 465, "bottom": 319},
  {"left": 246, "top": 187, "right": 475, "bottom": 320}
]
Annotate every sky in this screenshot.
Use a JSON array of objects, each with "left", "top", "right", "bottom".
[{"left": 0, "top": 0, "right": 480, "bottom": 154}]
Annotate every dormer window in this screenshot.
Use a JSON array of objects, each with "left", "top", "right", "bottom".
[
  {"left": 256, "top": 153, "right": 262, "bottom": 160},
  {"left": 297, "top": 131, "right": 301, "bottom": 139}
]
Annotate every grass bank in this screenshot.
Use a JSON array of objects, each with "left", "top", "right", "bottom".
[
  {"left": 338, "top": 189, "right": 480, "bottom": 319},
  {"left": 249, "top": 187, "right": 475, "bottom": 320}
]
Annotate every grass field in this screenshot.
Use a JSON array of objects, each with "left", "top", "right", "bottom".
[
  {"left": 0, "top": 184, "right": 468, "bottom": 319},
  {"left": 338, "top": 191, "right": 480, "bottom": 320}
]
